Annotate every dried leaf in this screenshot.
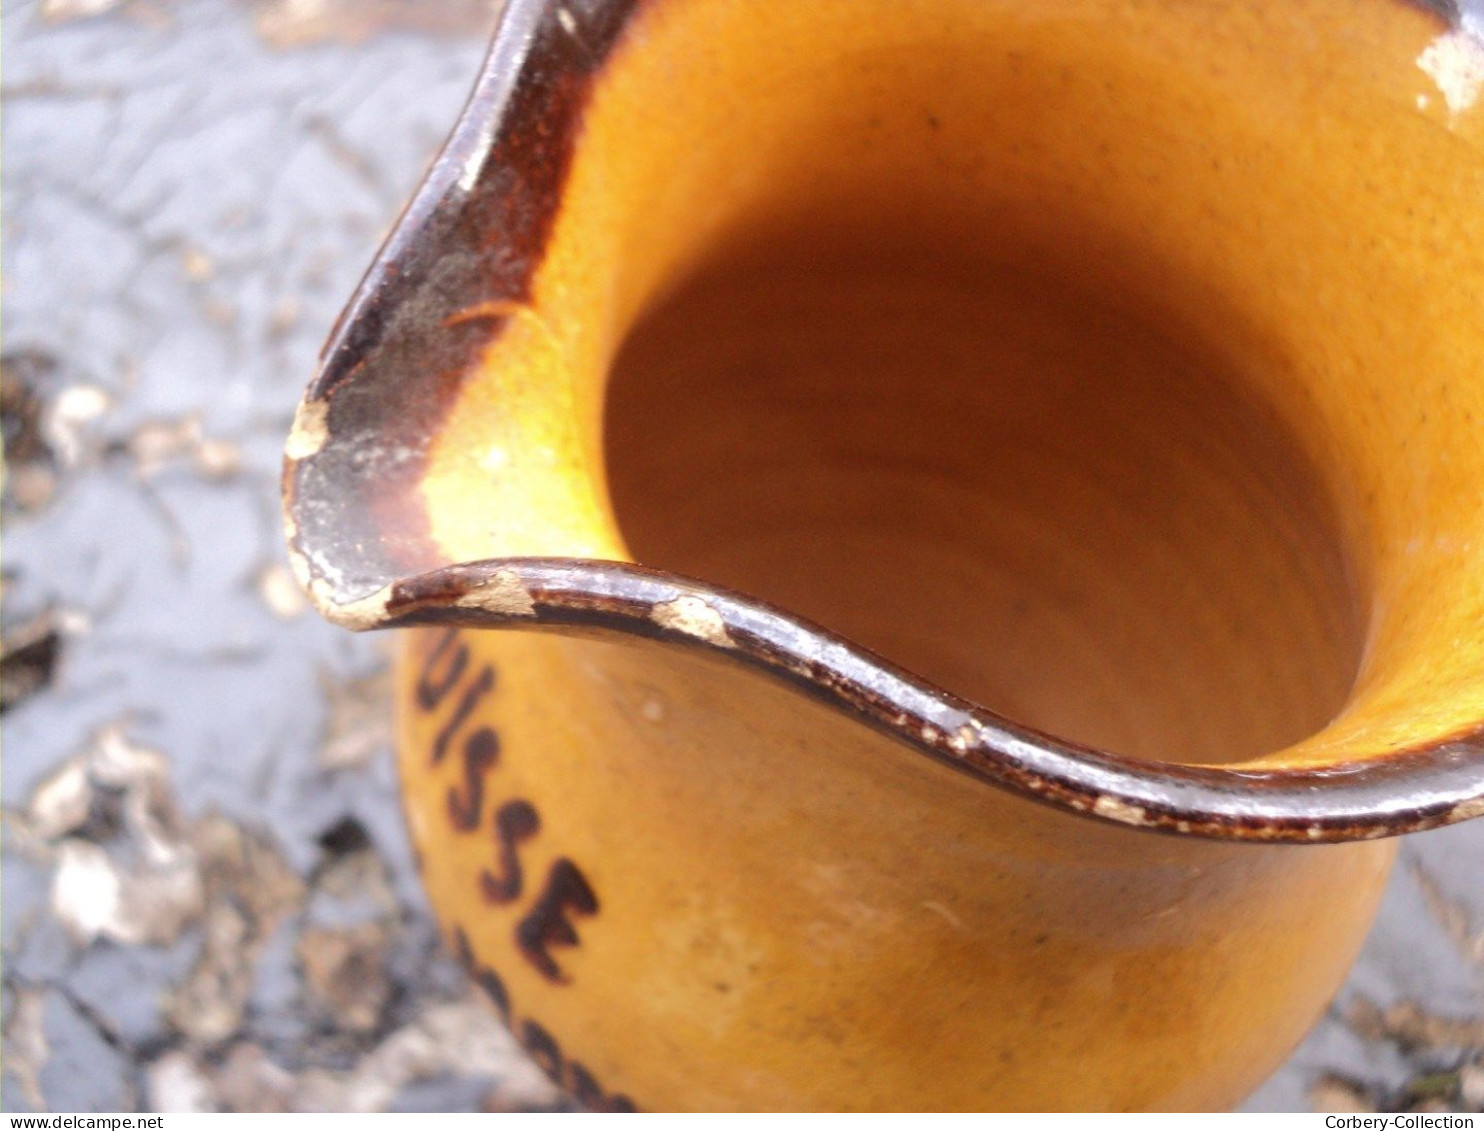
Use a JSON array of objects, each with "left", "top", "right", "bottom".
[
  {"left": 1460, "top": 1059, "right": 1484, "bottom": 1110},
  {"left": 36, "top": 725, "right": 203, "bottom": 946},
  {"left": 115, "top": 413, "right": 242, "bottom": 481},
  {"left": 267, "top": 296, "right": 301, "bottom": 339},
  {"left": 1404, "top": 1071, "right": 1462, "bottom": 1106},
  {"left": 250, "top": 0, "right": 500, "bottom": 48},
  {"left": 144, "top": 996, "right": 555, "bottom": 1114},
  {"left": 165, "top": 904, "right": 253, "bottom": 1044},
  {"left": 1347, "top": 997, "right": 1484, "bottom": 1052},
  {"left": 164, "top": 815, "right": 307, "bottom": 1046},
  {"left": 5, "top": 465, "right": 60, "bottom": 513},
  {"left": 181, "top": 247, "right": 215, "bottom": 282},
  {"left": 39, "top": 0, "right": 129, "bottom": 21},
  {"left": 312, "top": 844, "right": 398, "bottom": 917},
  {"left": 0, "top": 609, "right": 62, "bottom": 714},
  {"left": 1412, "top": 859, "right": 1484, "bottom": 966},
  {"left": 318, "top": 667, "right": 392, "bottom": 771},
  {"left": 1311, "top": 1074, "right": 1377, "bottom": 1114},
  {"left": 22, "top": 757, "right": 91, "bottom": 844},
  {"left": 147, "top": 1050, "right": 215, "bottom": 1113},
  {"left": 2, "top": 351, "right": 61, "bottom": 513},
  {"left": 51, "top": 835, "right": 202, "bottom": 947},
  {"left": 292, "top": 998, "right": 558, "bottom": 1112},
  {"left": 193, "top": 812, "right": 303, "bottom": 926},
  {"left": 255, "top": 562, "right": 307, "bottom": 620},
  {"left": 1, "top": 985, "right": 51, "bottom": 1109},
  {"left": 297, "top": 923, "right": 389, "bottom": 1033},
  {"left": 149, "top": 1044, "right": 302, "bottom": 1114},
  {"left": 194, "top": 438, "right": 242, "bottom": 480},
  {"left": 125, "top": 415, "right": 203, "bottom": 478},
  {"left": 1, "top": 353, "right": 58, "bottom": 465},
  {"left": 92, "top": 723, "right": 171, "bottom": 794},
  {"left": 47, "top": 383, "right": 112, "bottom": 466},
  {"left": 10, "top": 723, "right": 145, "bottom": 858},
  {"left": 212, "top": 1044, "right": 298, "bottom": 1113}
]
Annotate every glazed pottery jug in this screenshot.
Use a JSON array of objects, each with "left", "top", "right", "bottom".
[{"left": 284, "top": 0, "right": 1484, "bottom": 1111}]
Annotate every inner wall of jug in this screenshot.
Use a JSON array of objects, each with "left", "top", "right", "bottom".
[
  {"left": 603, "top": 219, "right": 1364, "bottom": 768},
  {"left": 578, "top": 4, "right": 1430, "bottom": 769},
  {"left": 556, "top": 1, "right": 1483, "bottom": 771}
]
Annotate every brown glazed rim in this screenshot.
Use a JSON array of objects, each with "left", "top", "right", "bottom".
[{"left": 282, "top": 0, "right": 1484, "bottom": 844}]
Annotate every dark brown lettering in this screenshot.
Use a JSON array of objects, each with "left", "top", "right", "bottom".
[
  {"left": 452, "top": 924, "right": 477, "bottom": 972},
  {"left": 416, "top": 628, "right": 468, "bottom": 711},
  {"left": 521, "top": 1018, "right": 563, "bottom": 1080},
  {"left": 452, "top": 925, "right": 511, "bottom": 1021},
  {"left": 480, "top": 799, "right": 541, "bottom": 903},
  {"left": 568, "top": 1061, "right": 637, "bottom": 1112},
  {"left": 567, "top": 1061, "right": 606, "bottom": 1109},
  {"left": 431, "top": 664, "right": 494, "bottom": 766},
  {"left": 449, "top": 928, "right": 635, "bottom": 1109},
  {"left": 447, "top": 727, "right": 500, "bottom": 831},
  {"left": 474, "top": 964, "right": 512, "bottom": 1022},
  {"left": 515, "top": 858, "right": 598, "bottom": 983}
]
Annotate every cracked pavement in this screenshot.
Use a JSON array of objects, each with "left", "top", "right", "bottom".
[{"left": 2, "top": 0, "right": 1482, "bottom": 1113}]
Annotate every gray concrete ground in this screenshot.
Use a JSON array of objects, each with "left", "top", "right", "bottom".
[{"left": 2, "top": 0, "right": 1482, "bottom": 1112}]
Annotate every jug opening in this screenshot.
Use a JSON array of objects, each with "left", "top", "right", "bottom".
[
  {"left": 603, "top": 219, "right": 1366, "bottom": 768},
  {"left": 286, "top": 0, "right": 1484, "bottom": 833}
]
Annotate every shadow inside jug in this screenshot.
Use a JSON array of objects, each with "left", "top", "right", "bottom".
[{"left": 605, "top": 228, "right": 1365, "bottom": 767}]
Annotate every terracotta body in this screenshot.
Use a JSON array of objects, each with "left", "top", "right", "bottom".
[{"left": 286, "top": 0, "right": 1484, "bottom": 1110}]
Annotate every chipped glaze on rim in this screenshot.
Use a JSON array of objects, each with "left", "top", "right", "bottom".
[{"left": 283, "top": 0, "right": 1484, "bottom": 844}]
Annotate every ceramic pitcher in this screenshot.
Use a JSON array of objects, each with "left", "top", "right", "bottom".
[{"left": 283, "top": 0, "right": 1484, "bottom": 1110}]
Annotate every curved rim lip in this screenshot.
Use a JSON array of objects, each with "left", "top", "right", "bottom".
[
  {"left": 281, "top": 0, "right": 1484, "bottom": 843},
  {"left": 295, "top": 555, "right": 1484, "bottom": 844}
]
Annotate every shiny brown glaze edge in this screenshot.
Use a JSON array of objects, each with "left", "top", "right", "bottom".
[{"left": 308, "top": 558, "right": 1484, "bottom": 844}]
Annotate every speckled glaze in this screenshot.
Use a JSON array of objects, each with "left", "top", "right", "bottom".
[{"left": 285, "top": 0, "right": 1484, "bottom": 1110}]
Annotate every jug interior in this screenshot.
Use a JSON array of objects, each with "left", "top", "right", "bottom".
[
  {"left": 377, "top": 0, "right": 1484, "bottom": 776},
  {"left": 605, "top": 226, "right": 1364, "bottom": 767}
]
